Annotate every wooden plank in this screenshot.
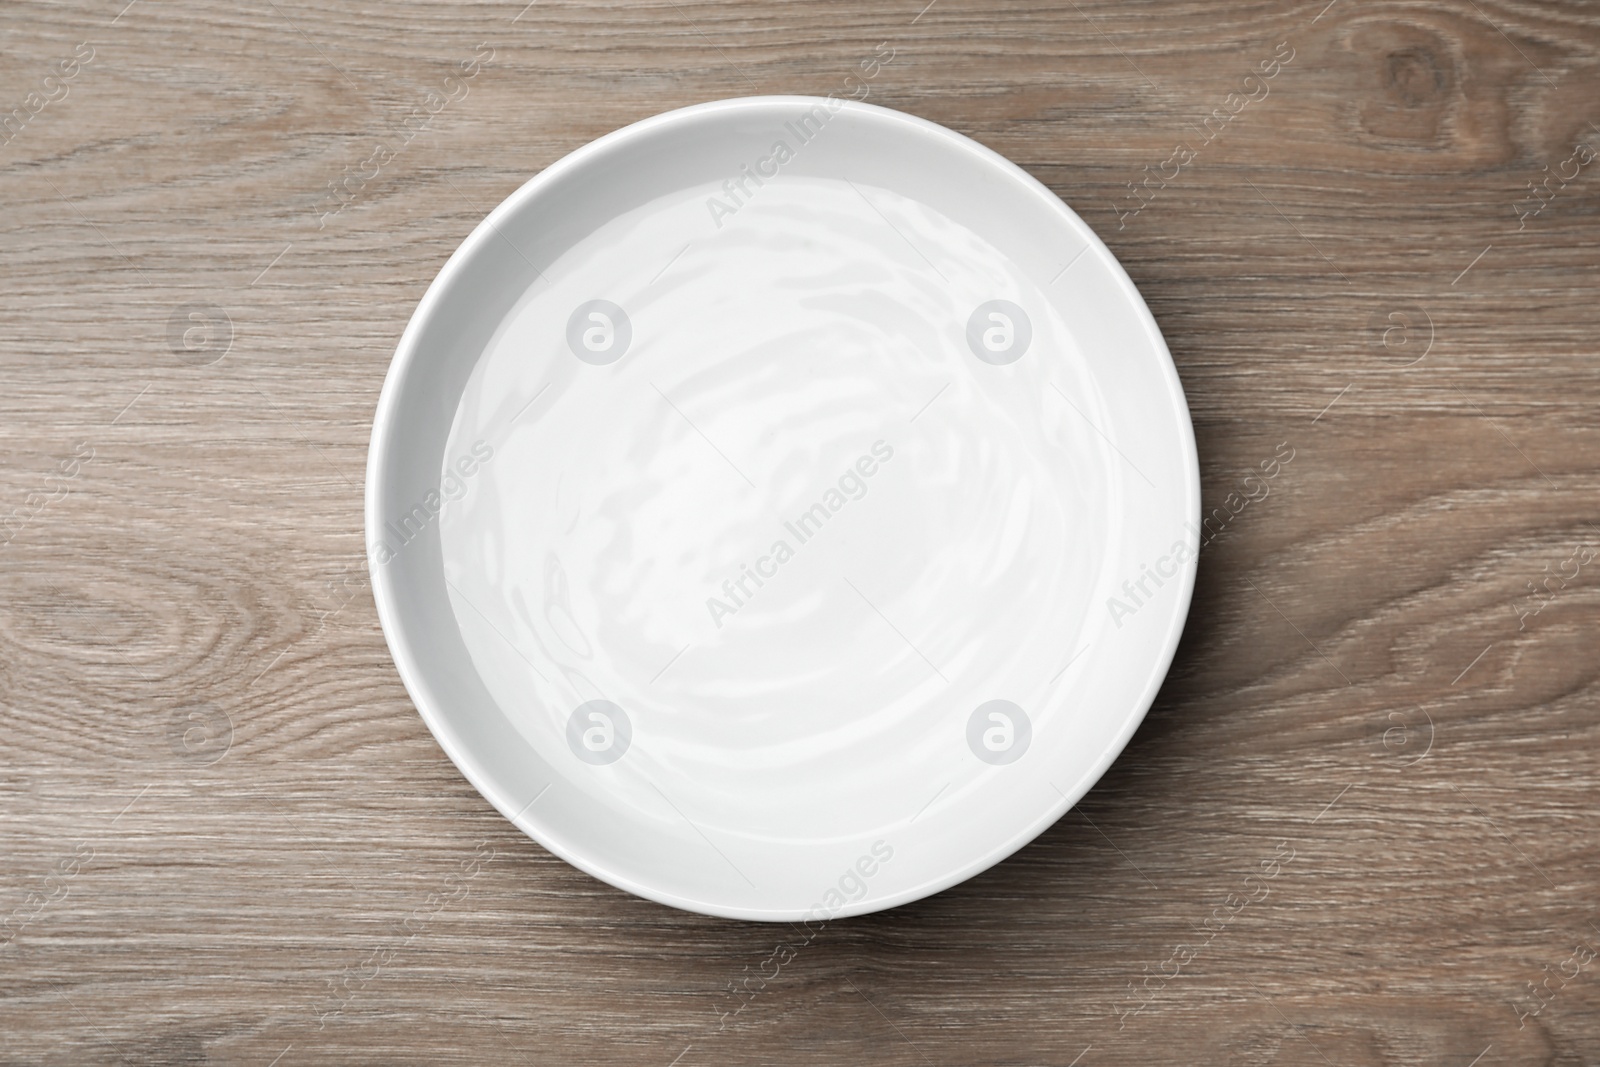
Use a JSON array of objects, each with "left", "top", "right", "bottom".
[{"left": 2, "top": 0, "right": 1597, "bottom": 1062}]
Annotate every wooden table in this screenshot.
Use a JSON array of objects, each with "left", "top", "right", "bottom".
[{"left": 3, "top": 0, "right": 1597, "bottom": 1063}]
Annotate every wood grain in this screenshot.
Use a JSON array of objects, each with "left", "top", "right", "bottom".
[{"left": 2, "top": 0, "right": 1599, "bottom": 1063}]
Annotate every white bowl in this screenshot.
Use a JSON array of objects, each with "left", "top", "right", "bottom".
[{"left": 366, "top": 96, "right": 1199, "bottom": 921}]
